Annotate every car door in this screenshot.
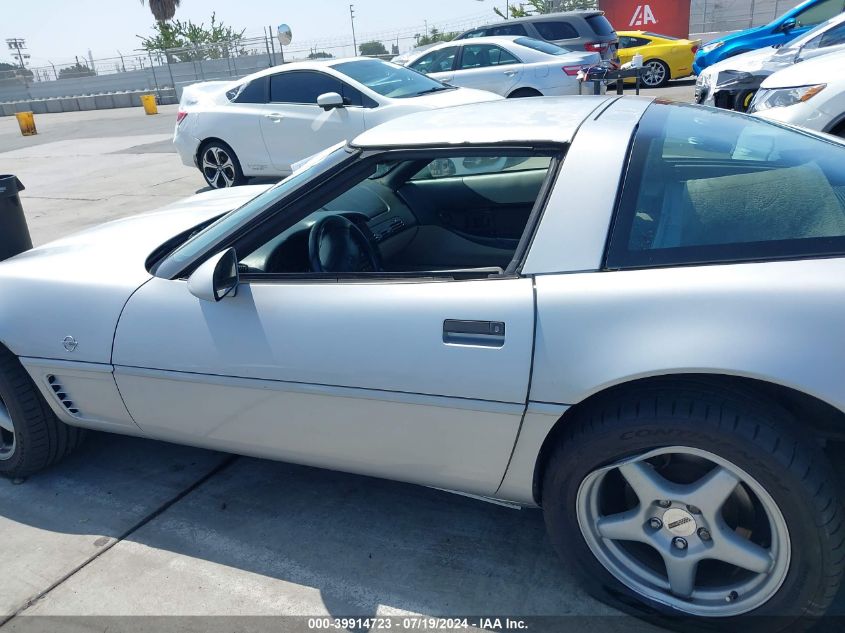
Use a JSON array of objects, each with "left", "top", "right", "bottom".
[
  {"left": 454, "top": 44, "right": 523, "bottom": 95},
  {"left": 260, "top": 70, "right": 367, "bottom": 174},
  {"left": 216, "top": 76, "right": 274, "bottom": 175},
  {"left": 111, "top": 149, "right": 548, "bottom": 496}
]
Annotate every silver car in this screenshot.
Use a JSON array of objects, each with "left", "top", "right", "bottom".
[{"left": 1, "top": 96, "right": 844, "bottom": 630}]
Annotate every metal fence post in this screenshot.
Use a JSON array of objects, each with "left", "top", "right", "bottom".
[{"left": 148, "top": 50, "right": 162, "bottom": 101}]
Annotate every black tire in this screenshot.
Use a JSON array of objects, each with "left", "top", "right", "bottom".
[
  {"left": 198, "top": 140, "right": 247, "bottom": 189},
  {"left": 734, "top": 89, "right": 757, "bottom": 113},
  {"left": 0, "top": 346, "right": 85, "bottom": 478},
  {"left": 507, "top": 88, "right": 543, "bottom": 98},
  {"left": 641, "top": 59, "right": 670, "bottom": 88},
  {"left": 541, "top": 379, "right": 844, "bottom": 633}
]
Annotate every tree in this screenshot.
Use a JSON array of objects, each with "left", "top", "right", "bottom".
[
  {"left": 359, "top": 41, "right": 389, "bottom": 56},
  {"left": 0, "top": 61, "right": 33, "bottom": 82},
  {"left": 58, "top": 62, "right": 96, "bottom": 80},
  {"left": 308, "top": 50, "right": 334, "bottom": 59},
  {"left": 138, "top": 12, "right": 246, "bottom": 62},
  {"left": 414, "top": 27, "right": 459, "bottom": 47},
  {"left": 140, "top": 0, "right": 181, "bottom": 22},
  {"left": 495, "top": 0, "right": 597, "bottom": 19}
]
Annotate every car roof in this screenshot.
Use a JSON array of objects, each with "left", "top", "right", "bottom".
[
  {"left": 351, "top": 96, "right": 617, "bottom": 148},
  {"left": 242, "top": 57, "right": 386, "bottom": 81},
  {"left": 469, "top": 10, "right": 604, "bottom": 27}
]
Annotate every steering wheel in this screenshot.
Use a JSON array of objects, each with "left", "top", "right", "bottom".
[{"left": 308, "top": 214, "right": 380, "bottom": 273}]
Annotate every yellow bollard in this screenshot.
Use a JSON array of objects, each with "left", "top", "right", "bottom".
[
  {"left": 15, "top": 111, "right": 37, "bottom": 136},
  {"left": 140, "top": 94, "right": 158, "bottom": 115}
]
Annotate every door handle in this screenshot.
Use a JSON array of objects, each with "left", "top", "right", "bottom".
[
  {"left": 443, "top": 320, "right": 506, "bottom": 347},
  {"left": 265, "top": 113, "right": 284, "bottom": 122},
  {"left": 503, "top": 70, "right": 518, "bottom": 77}
]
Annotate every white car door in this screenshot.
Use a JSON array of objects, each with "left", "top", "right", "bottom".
[
  {"left": 452, "top": 43, "right": 523, "bottom": 95},
  {"left": 259, "top": 70, "right": 367, "bottom": 174},
  {"left": 111, "top": 149, "right": 554, "bottom": 496}
]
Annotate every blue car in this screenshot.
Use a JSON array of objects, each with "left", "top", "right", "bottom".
[{"left": 693, "top": 0, "right": 845, "bottom": 74}]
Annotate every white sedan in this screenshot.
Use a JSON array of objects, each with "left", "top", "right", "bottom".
[
  {"left": 173, "top": 58, "right": 501, "bottom": 189},
  {"left": 402, "top": 36, "right": 600, "bottom": 98}
]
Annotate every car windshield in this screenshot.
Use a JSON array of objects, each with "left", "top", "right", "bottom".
[
  {"left": 332, "top": 59, "right": 453, "bottom": 98},
  {"left": 156, "top": 145, "right": 357, "bottom": 278},
  {"left": 514, "top": 37, "right": 571, "bottom": 55},
  {"left": 775, "top": 15, "right": 844, "bottom": 54}
]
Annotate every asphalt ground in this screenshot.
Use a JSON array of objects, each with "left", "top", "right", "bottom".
[{"left": 2, "top": 80, "right": 811, "bottom": 633}]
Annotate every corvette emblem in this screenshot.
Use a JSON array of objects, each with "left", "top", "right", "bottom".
[{"left": 62, "top": 336, "right": 78, "bottom": 352}]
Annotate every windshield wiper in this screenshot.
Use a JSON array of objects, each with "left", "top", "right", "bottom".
[{"left": 413, "top": 86, "right": 452, "bottom": 96}]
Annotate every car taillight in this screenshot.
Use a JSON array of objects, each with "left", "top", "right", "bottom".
[
  {"left": 691, "top": 44, "right": 700, "bottom": 54},
  {"left": 563, "top": 65, "right": 585, "bottom": 76},
  {"left": 176, "top": 110, "right": 188, "bottom": 125},
  {"left": 585, "top": 42, "right": 608, "bottom": 52}
]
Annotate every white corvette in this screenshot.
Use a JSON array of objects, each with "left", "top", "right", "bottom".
[{"left": 173, "top": 58, "right": 501, "bottom": 189}]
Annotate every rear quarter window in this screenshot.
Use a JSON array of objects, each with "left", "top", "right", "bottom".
[
  {"left": 606, "top": 104, "right": 845, "bottom": 269},
  {"left": 586, "top": 15, "right": 616, "bottom": 37}
]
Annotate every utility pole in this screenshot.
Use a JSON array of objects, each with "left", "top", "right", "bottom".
[
  {"left": 5, "top": 38, "right": 30, "bottom": 69},
  {"left": 350, "top": 4, "right": 358, "bottom": 56}
]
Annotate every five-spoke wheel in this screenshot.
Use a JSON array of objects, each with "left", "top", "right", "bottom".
[
  {"left": 641, "top": 59, "right": 670, "bottom": 88},
  {"left": 577, "top": 446, "right": 789, "bottom": 617},
  {"left": 200, "top": 141, "right": 245, "bottom": 189}
]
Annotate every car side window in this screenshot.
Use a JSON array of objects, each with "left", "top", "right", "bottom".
[
  {"left": 534, "top": 21, "right": 579, "bottom": 41},
  {"left": 459, "top": 44, "right": 520, "bottom": 69},
  {"left": 606, "top": 104, "right": 845, "bottom": 269},
  {"left": 795, "top": 0, "right": 845, "bottom": 27},
  {"left": 409, "top": 47, "right": 459, "bottom": 74},
  {"left": 488, "top": 23, "right": 529, "bottom": 37},
  {"left": 270, "top": 71, "right": 343, "bottom": 105},
  {"left": 237, "top": 151, "right": 557, "bottom": 278},
  {"left": 228, "top": 76, "right": 269, "bottom": 103},
  {"left": 820, "top": 21, "right": 845, "bottom": 46}
]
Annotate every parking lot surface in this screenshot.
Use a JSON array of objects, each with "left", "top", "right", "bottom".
[{"left": 0, "top": 84, "right": 705, "bottom": 630}]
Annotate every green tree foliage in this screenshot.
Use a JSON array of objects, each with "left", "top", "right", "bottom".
[
  {"left": 58, "top": 62, "right": 96, "bottom": 80},
  {"left": 494, "top": 0, "right": 597, "bottom": 19},
  {"left": 0, "top": 62, "right": 33, "bottom": 82},
  {"left": 140, "top": 0, "right": 181, "bottom": 23},
  {"left": 414, "top": 27, "right": 459, "bottom": 46},
  {"left": 139, "top": 12, "right": 246, "bottom": 62},
  {"left": 359, "top": 40, "right": 389, "bottom": 56},
  {"left": 307, "top": 50, "right": 334, "bottom": 59}
]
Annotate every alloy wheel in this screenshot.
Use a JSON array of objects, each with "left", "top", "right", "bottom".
[
  {"left": 641, "top": 61, "right": 667, "bottom": 87},
  {"left": 0, "top": 397, "right": 16, "bottom": 461},
  {"left": 577, "top": 446, "right": 790, "bottom": 617},
  {"left": 202, "top": 146, "right": 237, "bottom": 189}
]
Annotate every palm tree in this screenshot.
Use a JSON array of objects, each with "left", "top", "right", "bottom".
[{"left": 140, "top": 0, "right": 181, "bottom": 22}]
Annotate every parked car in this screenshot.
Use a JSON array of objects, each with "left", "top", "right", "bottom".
[
  {"left": 173, "top": 58, "right": 501, "bottom": 189},
  {"left": 454, "top": 11, "right": 618, "bottom": 61},
  {"left": 3, "top": 96, "right": 845, "bottom": 630},
  {"left": 696, "top": 12, "right": 845, "bottom": 111},
  {"left": 693, "top": 0, "right": 845, "bottom": 74},
  {"left": 748, "top": 49, "right": 845, "bottom": 137},
  {"left": 402, "top": 36, "right": 600, "bottom": 98},
  {"left": 616, "top": 31, "right": 700, "bottom": 88}
]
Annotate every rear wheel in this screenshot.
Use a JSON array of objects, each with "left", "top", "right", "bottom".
[
  {"left": 0, "top": 347, "right": 84, "bottom": 478},
  {"left": 199, "top": 140, "right": 246, "bottom": 189},
  {"left": 541, "top": 382, "right": 843, "bottom": 632},
  {"left": 641, "top": 60, "right": 670, "bottom": 88}
]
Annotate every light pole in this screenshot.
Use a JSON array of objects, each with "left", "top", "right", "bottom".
[{"left": 349, "top": 4, "right": 358, "bottom": 56}]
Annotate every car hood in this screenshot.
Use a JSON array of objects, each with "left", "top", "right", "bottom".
[
  {"left": 706, "top": 25, "right": 768, "bottom": 50},
  {"left": 397, "top": 86, "right": 503, "bottom": 108},
  {"left": 700, "top": 46, "right": 781, "bottom": 81},
  {"left": 0, "top": 185, "right": 271, "bottom": 363},
  {"left": 761, "top": 50, "right": 845, "bottom": 88}
]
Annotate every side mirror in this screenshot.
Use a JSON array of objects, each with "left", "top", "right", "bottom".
[
  {"left": 187, "top": 248, "right": 239, "bottom": 302},
  {"left": 780, "top": 17, "right": 797, "bottom": 32},
  {"left": 317, "top": 92, "right": 345, "bottom": 111}
]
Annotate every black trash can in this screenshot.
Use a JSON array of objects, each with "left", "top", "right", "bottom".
[{"left": 0, "top": 175, "right": 33, "bottom": 262}]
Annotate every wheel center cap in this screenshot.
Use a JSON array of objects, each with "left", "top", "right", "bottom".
[{"left": 663, "top": 508, "right": 696, "bottom": 537}]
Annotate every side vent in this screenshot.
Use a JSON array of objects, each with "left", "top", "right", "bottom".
[{"left": 46, "top": 374, "right": 80, "bottom": 416}]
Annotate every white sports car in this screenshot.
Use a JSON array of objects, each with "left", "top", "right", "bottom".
[
  {"left": 403, "top": 36, "right": 600, "bottom": 98},
  {"left": 3, "top": 96, "right": 845, "bottom": 630},
  {"left": 173, "top": 58, "right": 501, "bottom": 189}
]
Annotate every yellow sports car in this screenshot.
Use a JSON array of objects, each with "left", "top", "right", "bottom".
[{"left": 617, "top": 31, "right": 701, "bottom": 88}]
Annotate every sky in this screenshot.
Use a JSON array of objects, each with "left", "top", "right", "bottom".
[{"left": 1, "top": 0, "right": 511, "bottom": 68}]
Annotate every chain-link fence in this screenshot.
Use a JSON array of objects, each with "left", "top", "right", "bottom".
[{"left": 690, "top": 0, "right": 801, "bottom": 33}]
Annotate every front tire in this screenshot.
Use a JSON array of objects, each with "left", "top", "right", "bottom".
[
  {"left": 641, "top": 60, "right": 670, "bottom": 88},
  {"left": 541, "top": 381, "right": 843, "bottom": 632},
  {"left": 0, "top": 347, "right": 84, "bottom": 478},
  {"left": 199, "top": 140, "right": 246, "bottom": 189}
]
